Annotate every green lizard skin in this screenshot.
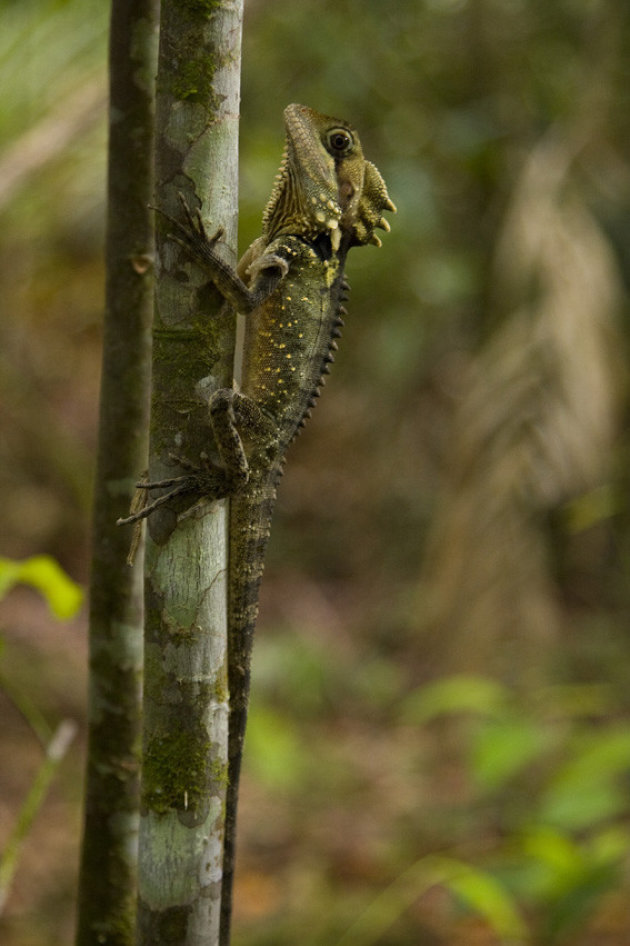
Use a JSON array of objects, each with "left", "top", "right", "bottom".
[{"left": 120, "top": 104, "right": 394, "bottom": 943}]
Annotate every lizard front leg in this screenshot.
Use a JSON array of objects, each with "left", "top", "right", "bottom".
[{"left": 159, "top": 194, "right": 289, "bottom": 311}]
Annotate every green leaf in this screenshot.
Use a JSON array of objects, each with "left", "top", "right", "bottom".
[
  {"left": 541, "top": 863, "right": 618, "bottom": 945},
  {"left": 245, "top": 705, "right": 308, "bottom": 792},
  {"left": 335, "top": 854, "right": 528, "bottom": 946},
  {"left": 0, "top": 555, "right": 83, "bottom": 618},
  {"left": 588, "top": 825, "right": 630, "bottom": 865},
  {"left": 518, "top": 828, "right": 621, "bottom": 944},
  {"left": 401, "top": 674, "right": 510, "bottom": 725},
  {"left": 442, "top": 858, "right": 528, "bottom": 944},
  {"left": 520, "top": 826, "right": 586, "bottom": 890},
  {"left": 471, "top": 714, "right": 552, "bottom": 790},
  {"left": 539, "top": 727, "right": 630, "bottom": 830}
]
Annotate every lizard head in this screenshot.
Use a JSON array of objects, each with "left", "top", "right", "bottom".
[{"left": 262, "top": 104, "right": 395, "bottom": 251}]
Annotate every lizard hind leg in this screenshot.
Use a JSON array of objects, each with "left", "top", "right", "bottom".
[
  {"left": 209, "top": 388, "right": 250, "bottom": 491},
  {"left": 209, "top": 388, "right": 275, "bottom": 491},
  {"left": 117, "top": 388, "right": 265, "bottom": 529},
  {"left": 116, "top": 472, "right": 208, "bottom": 526}
]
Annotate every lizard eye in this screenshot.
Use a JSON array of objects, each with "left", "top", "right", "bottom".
[{"left": 326, "top": 128, "right": 354, "bottom": 156}]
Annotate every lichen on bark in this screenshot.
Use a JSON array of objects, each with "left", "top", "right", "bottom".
[{"left": 136, "top": 2, "right": 243, "bottom": 944}]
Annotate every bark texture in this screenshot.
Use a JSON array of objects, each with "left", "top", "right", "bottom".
[
  {"left": 136, "top": 2, "right": 244, "bottom": 944},
  {"left": 76, "top": 2, "right": 158, "bottom": 944}
]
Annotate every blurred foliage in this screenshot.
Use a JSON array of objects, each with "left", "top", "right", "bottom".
[
  {"left": 0, "top": 555, "right": 83, "bottom": 620},
  {"left": 404, "top": 674, "right": 630, "bottom": 945},
  {"left": 242, "top": 663, "right": 630, "bottom": 944},
  {"left": 2, "top": 0, "right": 630, "bottom": 943},
  {"left": 0, "top": 556, "right": 79, "bottom": 920}
]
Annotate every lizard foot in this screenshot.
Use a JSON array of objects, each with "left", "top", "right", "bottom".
[
  {"left": 117, "top": 454, "right": 229, "bottom": 526},
  {"left": 151, "top": 192, "right": 224, "bottom": 260}
]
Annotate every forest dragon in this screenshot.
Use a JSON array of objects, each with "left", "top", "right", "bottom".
[{"left": 120, "top": 103, "right": 395, "bottom": 942}]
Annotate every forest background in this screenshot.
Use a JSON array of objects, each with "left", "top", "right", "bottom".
[{"left": 2, "top": 0, "right": 630, "bottom": 944}]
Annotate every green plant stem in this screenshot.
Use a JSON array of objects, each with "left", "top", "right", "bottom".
[{"left": 0, "top": 720, "right": 77, "bottom": 915}]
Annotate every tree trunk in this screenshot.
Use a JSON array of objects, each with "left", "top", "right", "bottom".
[
  {"left": 75, "top": 1, "right": 158, "bottom": 944},
  {"left": 136, "top": 2, "right": 243, "bottom": 944}
]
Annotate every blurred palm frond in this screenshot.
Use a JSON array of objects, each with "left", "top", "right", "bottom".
[{"left": 418, "top": 130, "right": 625, "bottom": 681}]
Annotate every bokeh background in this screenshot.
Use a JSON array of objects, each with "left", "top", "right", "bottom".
[{"left": 2, "top": 0, "right": 630, "bottom": 943}]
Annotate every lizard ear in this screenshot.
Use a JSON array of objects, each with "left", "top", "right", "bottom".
[{"left": 352, "top": 160, "right": 397, "bottom": 247}]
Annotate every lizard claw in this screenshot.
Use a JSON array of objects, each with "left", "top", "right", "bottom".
[
  {"left": 149, "top": 195, "right": 224, "bottom": 255},
  {"left": 176, "top": 191, "right": 224, "bottom": 247},
  {"left": 117, "top": 455, "right": 230, "bottom": 526}
]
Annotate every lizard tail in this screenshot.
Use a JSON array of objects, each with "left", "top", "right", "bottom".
[{"left": 220, "top": 479, "right": 278, "bottom": 946}]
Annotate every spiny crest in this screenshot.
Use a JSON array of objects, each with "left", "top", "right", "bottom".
[
  {"left": 263, "top": 104, "right": 345, "bottom": 245},
  {"left": 288, "top": 298, "right": 347, "bottom": 445},
  {"left": 262, "top": 146, "right": 291, "bottom": 234}
]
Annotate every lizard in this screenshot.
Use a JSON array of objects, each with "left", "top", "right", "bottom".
[{"left": 119, "top": 103, "right": 395, "bottom": 944}]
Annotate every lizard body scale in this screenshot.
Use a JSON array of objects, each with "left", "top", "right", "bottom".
[{"left": 120, "top": 104, "right": 394, "bottom": 942}]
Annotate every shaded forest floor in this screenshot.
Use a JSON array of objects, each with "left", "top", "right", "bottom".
[{"left": 2, "top": 575, "right": 630, "bottom": 946}]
